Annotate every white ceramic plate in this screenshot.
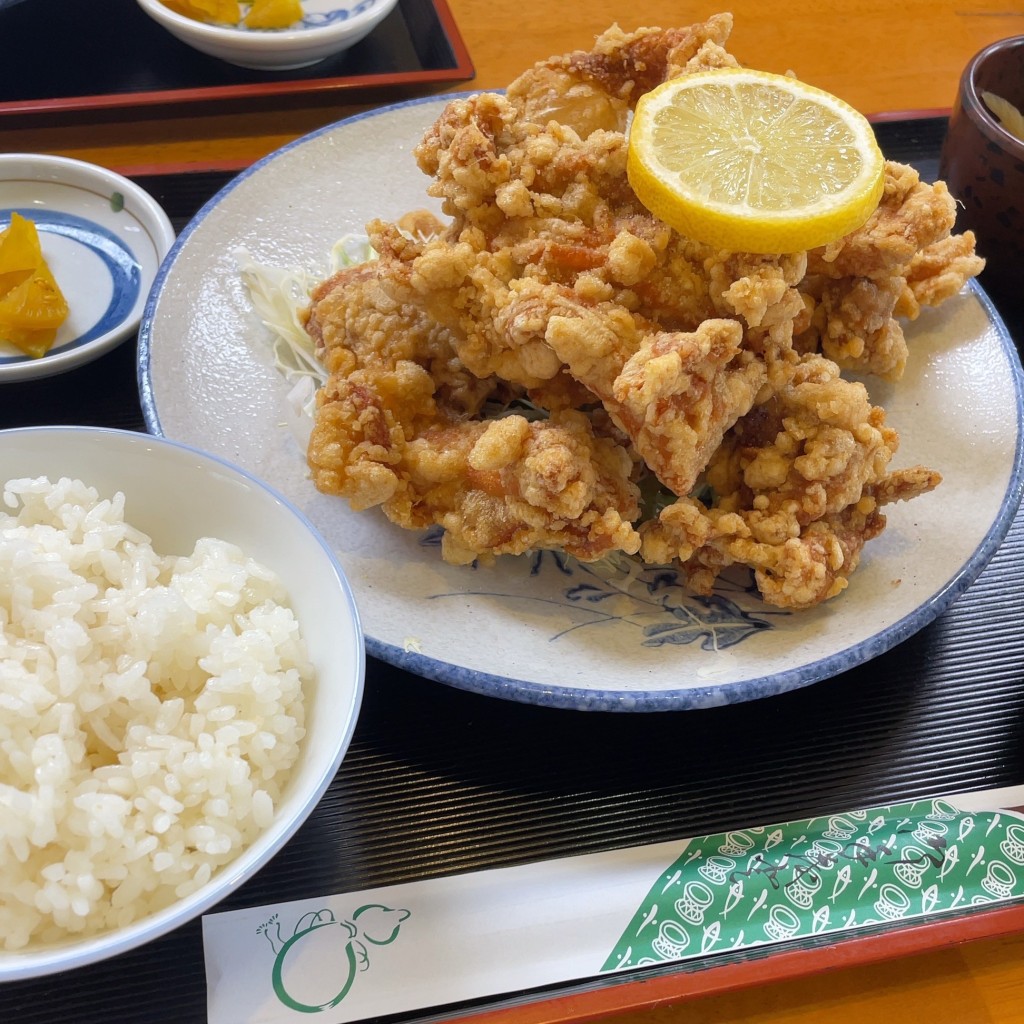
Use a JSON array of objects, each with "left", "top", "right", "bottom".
[
  {"left": 0, "top": 154, "right": 175, "bottom": 383},
  {"left": 139, "top": 96, "right": 1024, "bottom": 712}
]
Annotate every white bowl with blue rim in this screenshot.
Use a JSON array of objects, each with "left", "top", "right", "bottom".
[
  {"left": 135, "top": 0, "right": 400, "bottom": 71},
  {"left": 0, "top": 425, "right": 365, "bottom": 979},
  {"left": 0, "top": 154, "right": 175, "bottom": 384}
]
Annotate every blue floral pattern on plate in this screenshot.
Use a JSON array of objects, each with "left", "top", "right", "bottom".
[{"left": 421, "top": 528, "right": 780, "bottom": 652}]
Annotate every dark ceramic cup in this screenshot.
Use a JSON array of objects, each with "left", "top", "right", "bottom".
[{"left": 939, "top": 35, "right": 1024, "bottom": 327}]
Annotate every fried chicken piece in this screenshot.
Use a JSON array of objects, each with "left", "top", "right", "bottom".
[
  {"left": 503, "top": 14, "right": 736, "bottom": 137},
  {"left": 306, "top": 261, "right": 502, "bottom": 418},
  {"left": 813, "top": 275, "right": 910, "bottom": 380},
  {"left": 642, "top": 495, "right": 889, "bottom": 609},
  {"left": 307, "top": 362, "right": 438, "bottom": 511},
  {"left": 402, "top": 412, "right": 641, "bottom": 564},
  {"left": 707, "top": 353, "right": 907, "bottom": 527},
  {"left": 896, "top": 232, "right": 986, "bottom": 318},
  {"left": 809, "top": 163, "right": 958, "bottom": 280},
  {"left": 798, "top": 163, "right": 984, "bottom": 378},
  {"left": 411, "top": 90, "right": 641, "bottom": 246},
  {"left": 308, "top": 389, "right": 642, "bottom": 564},
  {"left": 638, "top": 353, "right": 941, "bottom": 609},
  {"left": 545, "top": 314, "right": 770, "bottom": 497},
  {"left": 705, "top": 251, "right": 809, "bottom": 329}
]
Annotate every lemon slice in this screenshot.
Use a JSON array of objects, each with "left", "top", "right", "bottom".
[{"left": 627, "top": 69, "right": 885, "bottom": 253}]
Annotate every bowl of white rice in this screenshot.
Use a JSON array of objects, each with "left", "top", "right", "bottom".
[{"left": 0, "top": 426, "right": 364, "bottom": 980}]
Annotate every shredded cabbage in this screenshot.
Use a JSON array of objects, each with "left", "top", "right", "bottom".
[{"left": 235, "top": 234, "right": 377, "bottom": 420}]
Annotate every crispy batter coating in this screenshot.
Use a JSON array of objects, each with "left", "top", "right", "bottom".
[
  {"left": 796, "top": 163, "right": 985, "bottom": 379},
  {"left": 546, "top": 315, "right": 771, "bottom": 497},
  {"left": 306, "top": 261, "right": 500, "bottom": 418},
  {"left": 302, "top": 15, "right": 979, "bottom": 608},
  {"left": 638, "top": 353, "right": 941, "bottom": 608},
  {"left": 309, "top": 395, "right": 641, "bottom": 564}
]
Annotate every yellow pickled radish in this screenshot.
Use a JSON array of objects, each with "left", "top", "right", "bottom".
[
  {"left": 0, "top": 264, "right": 69, "bottom": 330},
  {"left": 982, "top": 91, "right": 1024, "bottom": 143},
  {"left": 162, "top": 0, "right": 242, "bottom": 24},
  {"left": 0, "top": 209, "right": 45, "bottom": 295},
  {"left": 160, "top": 0, "right": 302, "bottom": 28},
  {"left": 0, "top": 325, "right": 58, "bottom": 360},
  {"left": 244, "top": 0, "right": 303, "bottom": 29},
  {"left": 627, "top": 68, "right": 886, "bottom": 254},
  {"left": 0, "top": 213, "right": 69, "bottom": 358}
]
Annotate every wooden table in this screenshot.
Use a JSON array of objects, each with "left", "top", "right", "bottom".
[
  {"left": 5, "top": 0, "right": 1023, "bottom": 173},
  {"left": 5, "top": 1, "right": 1024, "bottom": 1021}
]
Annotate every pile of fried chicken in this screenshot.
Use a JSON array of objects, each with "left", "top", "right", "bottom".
[{"left": 303, "top": 13, "right": 983, "bottom": 610}]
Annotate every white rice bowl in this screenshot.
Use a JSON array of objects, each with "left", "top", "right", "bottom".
[{"left": 0, "top": 427, "right": 364, "bottom": 980}]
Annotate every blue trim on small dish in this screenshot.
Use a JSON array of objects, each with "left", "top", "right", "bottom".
[
  {"left": 0, "top": 208, "right": 141, "bottom": 364},
  {"left": 303, "top": 1, "right": 378, "bottom": 27},
  {"left": 225, "top": 0, "right": 382, "bottom": 32},
  {"left": 136, "top": 98, "right": 1024, "bottom": 713}
]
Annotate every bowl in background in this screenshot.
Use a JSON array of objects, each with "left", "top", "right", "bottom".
[
  {"left": 135, "top": 0, "right": 399, "bottom": 70},
  {"left": 0, "top": 154, "right": 175, "bottom": 384},
  {"left": 939, "top": 35, "right": 1024, "bottom": 326},
  {"left": 0, "top": 426, "right": 364, "bottom": 980}
]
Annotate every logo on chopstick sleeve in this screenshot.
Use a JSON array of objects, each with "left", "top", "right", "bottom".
[
  {"left": 602, "top": 798, "right": 1024, "bottom": 972},
  {"left": 258, "top": 904, "right": 410, "bottom": 1013}
]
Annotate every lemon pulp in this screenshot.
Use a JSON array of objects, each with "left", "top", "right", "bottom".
[{"left": 627, "top": 69, "right": 885, "bottom": 253}]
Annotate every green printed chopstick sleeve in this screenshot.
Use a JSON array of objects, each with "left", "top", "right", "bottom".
[
  {"left": 202, "top": 792, "right": 1024, "bottom": 1024},
  {"left": 604, "top": 797, "right": 1024, "bottom": 969}
]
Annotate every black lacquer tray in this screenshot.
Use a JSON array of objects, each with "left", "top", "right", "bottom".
[
  {"left": 0, "top": 0, "right": 473, "bottom": 120},
  {"left": 1, "top": 117, "right": 1023, "bottom": 1024}
]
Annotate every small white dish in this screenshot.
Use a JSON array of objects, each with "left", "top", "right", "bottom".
[
  {"left": 0, "top": 154, "right": 175, "bottom": 384},
  {"left": 138, "top": 97, "right": 1024, "bottom": 712},
  {"left": 135, "top": 0, "right": 400, "bottom": 71},
  {"left": 0, "top": 425, "right": 364, "bottom": 979}
]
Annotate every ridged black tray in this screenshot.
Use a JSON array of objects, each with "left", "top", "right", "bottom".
[{"left": 1, "top": 117, "right": 1023, "bottom": 1023}]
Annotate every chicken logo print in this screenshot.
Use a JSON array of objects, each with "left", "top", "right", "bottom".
[{"left": 257, "top": 903, "right": 410, "bottom": 1013}]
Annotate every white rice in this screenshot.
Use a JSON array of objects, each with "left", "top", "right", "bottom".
[{"left": 0, "top": 476, "right": 311, "bottom": 950}]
